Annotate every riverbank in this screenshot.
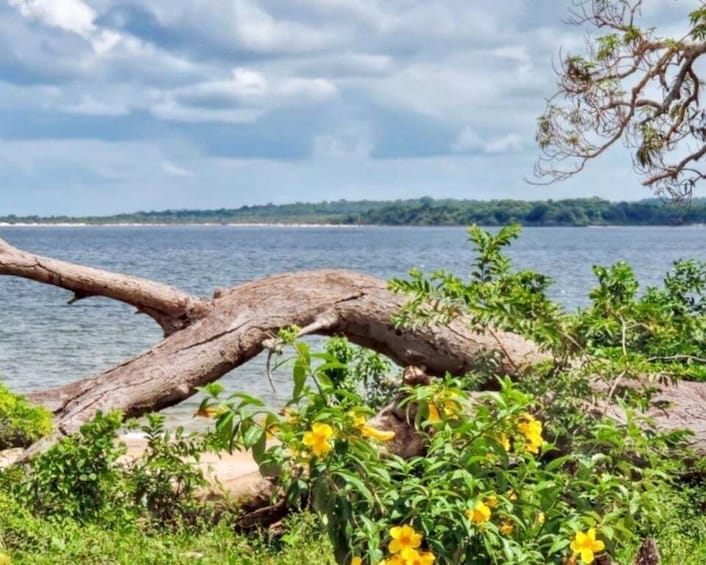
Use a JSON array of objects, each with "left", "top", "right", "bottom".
[{"left": 3, "top": 196, "right": 705, "bottom": 227}]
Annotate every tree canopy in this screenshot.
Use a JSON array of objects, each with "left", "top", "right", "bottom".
[{"left": 534, "top": 0, "right": 706, "bottom": 201}]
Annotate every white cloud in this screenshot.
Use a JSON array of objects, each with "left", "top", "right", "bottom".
[
  {"left": 161, "top": 160, "right": 194, "bottom": 177},
  {"left": 452, "top": 128, "right": 524, "bottom": 155},
  {"left": 451, "top": 127, "right": 484, "bottom": 153},
  {"left": 313, "top": 123, "right": 374, "bottom": 159},
  {"left": 485, "top": 133, "right": 524, "bottom": 154},
  {"left": 9, "top": 0, "right": 96, "bottom": 36},
  {"left": 232, "top": 0, "right": 334, "bottom": 54},
  {"left": 158, "top": 66, "right": 337, "bottom": 122},
  {"left": 60, "top": 94, "right": 130, "bottom": 116},
  {"left": 1, "top": 0, "right": 697, "bottom": 213}
]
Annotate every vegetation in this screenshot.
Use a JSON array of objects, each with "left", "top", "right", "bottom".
[
  {"left": 0, "top": 381, "right": 52, "bottom": 449},
  {"left": 1, "top": 226, "right": 704, "bottom": 564},
  {"left": 198, "top": 226, "right": 705, "bottom": 564},
  {"left": 2, "top": 197, "right": 706, "bottom": 226},
  {"left": 534, "top": 0, "right": 706, "bottom": 201},
  {"left": 0, "top": 412, "right": 334, "bottom": 564}
]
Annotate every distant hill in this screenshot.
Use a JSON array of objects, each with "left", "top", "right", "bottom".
[{"left": 2, "top": 197, "right": 706, "bottom": 226}]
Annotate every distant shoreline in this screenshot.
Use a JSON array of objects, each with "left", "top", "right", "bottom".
[
  {"left": 2, "top": 196, "right": 705, "bottom": 227},
  {"left": 1, "top": 222, "right": 703, "bottom": 229},
  {"left": 0, "top": 222, "right": 360, "bottom": 228}
]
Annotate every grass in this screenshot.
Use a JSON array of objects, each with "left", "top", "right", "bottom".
[{"left": 0, "top": 498, "right": 335, "bottom": 565}]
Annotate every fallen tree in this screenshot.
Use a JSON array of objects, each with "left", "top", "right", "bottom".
[{"left": 1, "top": 236, "right": 706, "bottom": 455}]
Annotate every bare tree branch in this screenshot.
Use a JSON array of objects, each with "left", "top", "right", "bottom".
[
  {"left": 533, "top": 0, "right": 706, "bottom": 201},
  {"left": 0, "top": 237, "right": 210, "bottom": 335}
]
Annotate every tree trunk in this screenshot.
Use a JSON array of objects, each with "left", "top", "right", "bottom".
[{"left": 2, "top": 237, "right": 706, "bottom": 455}]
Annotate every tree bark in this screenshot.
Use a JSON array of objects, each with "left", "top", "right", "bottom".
[
  {"left": 0, "top": 237, "right": 542, "bottom": 441},
  {"left": 2, "top": 237, "right": 706, "bottom": 455},
  {"left": 0, "top": 238, "right": 209, "bottom": 335}
]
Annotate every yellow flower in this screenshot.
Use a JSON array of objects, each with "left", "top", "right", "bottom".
[
  {"left": 499, "top": 520, "right": 514, "bottom": 535},
  {"left": 498, "top": 433, "right": 510, "bottom": 452},
  {"left": 570, "top": 528, "right": 605, "bottom": 564},
  {"left": 351, "top": 414, "right": 367, "bottom": 428},
  {"left": 484, "top": 494, "right": 498, "bottom": 508},
  {"left": 378, "top": 556, "right": 405, "bottom": 565},
  {"left": 524, "top": 433, "right": 543, "bottom": 454},
  {"left": 256, "top": 415, "right": 280, "bottom": 439},
  {"left": 302, "top": 422, "right": 334, "bottom": 457},
  {"left": 361, "top": 425, "right": 396, "bottom": 442},
  {"left": 536, "top": 511, "right": 545, "bottom": 526},
  {"left": 351, "top": 558, "right": 362, "bottom": 565},
  {"left": 399, "top": 547, "right": 435, "bottom": 565},
  {"left": 426, "top": 403, "right": 441, "bottom": 423},
  {"left": 193, "top": 405, "right": 225, "bottom": 419},
  {"left": 505, "top": 489, "right": 518, "bottom": 501},
  {"left": 466, "top": 500, "right": 491, "bottom": 524},
  {"left": 388, "top": 525, "right": 422, "bottom": 554},
  {"left": 283, "top": 407, "right": 299, "bottom": 424},
  {"left": 517, "top": 413, "right": 544, "bottom": 454}
]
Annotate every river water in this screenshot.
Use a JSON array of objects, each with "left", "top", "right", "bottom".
[{"left": 1, "top": 225, "right": 704, "bottom": 426}]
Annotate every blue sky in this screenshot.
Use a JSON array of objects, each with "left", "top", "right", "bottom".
[{"left": 0, "top": 0, "right": 699, "bottom": 215}]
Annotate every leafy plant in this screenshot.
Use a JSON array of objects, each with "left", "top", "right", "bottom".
[
  {"left": 0, "top": 380, "right": 52, "bottom": 449},
  {"left": 125, "top": 414, "right": 209, "bottom": 528},
  {"left": 197, "top": 225, "right": 703, "bottom": 564},
  {"left": 12, "top": 411, "right": 127, "bottom": 523}
]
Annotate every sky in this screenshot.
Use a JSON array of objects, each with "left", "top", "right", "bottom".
[{"left": 0, "top": 0, "right": 701, "bottom": 215}]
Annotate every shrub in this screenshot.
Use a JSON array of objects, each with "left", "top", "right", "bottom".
[
  {"left": 12, "top": 411, "right": 128, "bottom": 523},
  {"left": 0, "top": 381, "right": 52, "bottom": 449},
  {"left": 198, "top": 225, "right": 703, "bottom": 564}
]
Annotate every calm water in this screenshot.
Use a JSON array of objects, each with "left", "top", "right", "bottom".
[{"left": 1, "top": 225, "right": 704, "bottom": 426}]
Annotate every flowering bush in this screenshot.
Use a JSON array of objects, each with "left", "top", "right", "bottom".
[
  {"left": 199, "top": 343, "right": 686, "bottom": 564},
  {"left": 198, "top": 225, "right": 701, "bottom": 564}
]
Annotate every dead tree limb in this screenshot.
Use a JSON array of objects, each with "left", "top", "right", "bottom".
[
  {"left": 2, "top": 237, "right": 706, "bottom": 455},
  {"left": 0, "top": 238, "right": 210, "bottom": 335}
]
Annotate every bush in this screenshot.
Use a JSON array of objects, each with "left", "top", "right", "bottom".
[
  {"left": 8, "top": 411, "right": 211, "bottom": 529},
  {"left": 0, "top": 381, "right": 52, "bottom": 449},
  {"left": 12, "top": 411, "right": 128, "bottom": 523},
  {"left": 198, "top": 225, "right": 704, "bottom": 564}
]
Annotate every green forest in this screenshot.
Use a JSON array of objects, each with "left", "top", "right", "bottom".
[{"left": 2, "top": 197, "right": 706, "bottom": 226}]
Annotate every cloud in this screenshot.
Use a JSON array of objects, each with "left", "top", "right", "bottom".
[
  {"left": 452, "top": 128, "right": 525, "bottom": 155},
  {"left": 161, "top": 160, "right": 194, "bottom": 177},
  {"left": 313, "top": 122, "right": 374, "bottom": 159},
  {"left": 8, "top": 0, "right": 96, "bottom": 37},
  {"left": 1, "top": 0, "right": 697, "bottom": 214},
  {"left": 151, "top": 67, "right": 337, "bottom": 123},
  {"left": 173, "top": 68, "right": 336, "bottom": 110},
  {"left": 232, "top": 0, "right": 334, "bottom": 54},
  {"left": 451, "top": 127, "right": 484, "bottom": 153}
]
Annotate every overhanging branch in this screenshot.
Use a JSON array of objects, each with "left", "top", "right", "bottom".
[{"left": 0, "top": 237, "right": 209, "bottom": 335}]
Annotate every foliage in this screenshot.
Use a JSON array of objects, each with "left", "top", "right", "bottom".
[
  {"left": 571, "top": 259, "right": 706, "bottom": 381},
  {"left": 534, "top": 0, "right": 706, "bottom": 200},
  {"left": 9, "top": 411, "right": 128, "bottom": 523},
  {"left": 196, "top": 224, "right": 704, "bottom": 564},
  {"left": 389, "top": 225, "right": 563, "bottom": 350},
  {"left": 320, "top": 337, "right": 394, "bottom": 410},
  {"left": 201, "top": 344, "right": 695, "bottom": 564},
  {"left": 1, "top": 224, "right": 704, "bottom": 564},
  {"left": 124, "top": 414, "right": 210, "bottom": 527},
  {"left": 0, "top": 492, "right": 334, "bottom": 564},
  {"left": 0, "top": 381, "right": 52, "bottom": 449},
  {"left": 390, "top": 224, "right": 706, "bottom": 383},
  {"left": 2, "top": 197, "right": 706, "bottom": 226},
  {"left": 4, "top": 411, "right": 210, "bottom": 529}
]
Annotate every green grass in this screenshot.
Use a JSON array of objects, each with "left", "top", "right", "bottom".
[
  {"left": 0, "top": 496, "right": 335, "bottom": 565},
  {"left": 614, "top": 482, "right": 706, "bottom": 564}
]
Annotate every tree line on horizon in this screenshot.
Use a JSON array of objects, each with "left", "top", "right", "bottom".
[{"left": 2, "top": 197, "right": 706, "bottom": 226}]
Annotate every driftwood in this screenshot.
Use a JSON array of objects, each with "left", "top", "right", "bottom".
[{"left": 1, "top": 236, "right": 706, "bottom": 456}]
